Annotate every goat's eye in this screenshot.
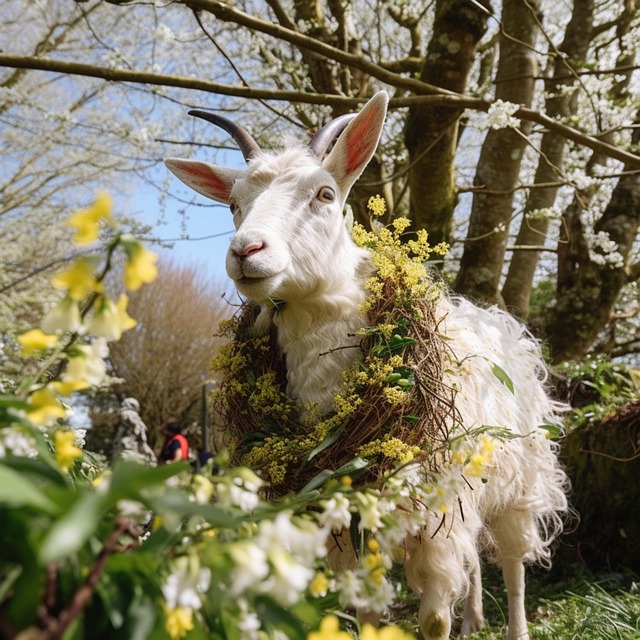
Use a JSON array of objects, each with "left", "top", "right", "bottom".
[
  {"left": 317, "top": 187, "right": 335, "bottom": 203},
  {"left": 229, "top": 198, "right": 238, "bottom": 214}
]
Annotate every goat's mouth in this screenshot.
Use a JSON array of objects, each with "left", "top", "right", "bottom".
[{"left": 234, "top": 273, "right": 282, "bottom": 298}]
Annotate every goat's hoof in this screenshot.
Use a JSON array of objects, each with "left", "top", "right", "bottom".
[
  {"left": 460, "top": 616, "right": 484, "bottom": 637},
  {"left": 422, "top": 612, "right": 448, "bottom": 639}
]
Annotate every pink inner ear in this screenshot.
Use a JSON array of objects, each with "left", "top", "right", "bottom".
[
  {"left": 188, "top": 165, "right": 231, "bottom": 200},
  {"left": 345, "top": 109, "right": 378, "bottom": 176}
]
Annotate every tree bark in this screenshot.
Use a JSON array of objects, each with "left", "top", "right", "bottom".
[
  {"left": 559, "top": 401, "right": 640, "bottom": 572},
  {"left": 454, "top": 0, "right": 539, "bottom": 305},
  {"left": 403, "top": 0, "right": 490, "bottom": 247},
  {"left": 501, "top": 0, "right": 595, "bottom": 318},
  {"left": 544, "top": 127, "right": 640, "bottom": 362}
]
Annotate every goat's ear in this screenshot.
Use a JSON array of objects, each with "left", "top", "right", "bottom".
[
  {"left": 322, "top": 91, "right": 388, "bottom": 194},
  {"left": 164, "top": 158, "right": 243, "bottom": 204}
]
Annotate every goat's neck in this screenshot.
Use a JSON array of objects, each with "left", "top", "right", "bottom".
[{"left": 273, "top": 265, "right": 370, "bottom": 414}]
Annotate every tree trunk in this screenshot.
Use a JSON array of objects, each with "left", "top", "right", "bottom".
[
  {"left": 501, "top": 0, "right": 595, "bottom": 318},
  {"left": 544, "top": 1, "right": 640, "bottom": 362},
  {"left": 454, "top": 0, "right": 538, "bottom": 305},
  {"left": 544, "top": 127, "right": 640, "bottom": 361},
  {"left": 404, "top": 0, "right": 490, "bottom": 247},
  {"left": 559, "top": 401, "right": 640, "bottom": 572}
]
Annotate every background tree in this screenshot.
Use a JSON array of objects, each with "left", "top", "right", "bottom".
[
  {"left": 1, "top": 0, "right": 640, "bottom": 365},
  {"left": 105, "top": 257, "right": 232, "bottom": 449}
]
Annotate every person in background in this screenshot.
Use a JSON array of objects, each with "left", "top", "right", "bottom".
[{"left": 159, "top": 418, "right": 189, "bottom": 463}]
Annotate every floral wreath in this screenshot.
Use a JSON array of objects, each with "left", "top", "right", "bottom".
[{"left": 212, "top": 197, "right": 464, "bottom": 498}]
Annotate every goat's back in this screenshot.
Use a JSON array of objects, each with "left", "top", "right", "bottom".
[{"left": 435, "top": 296, "right": 570, "bottom": 565}]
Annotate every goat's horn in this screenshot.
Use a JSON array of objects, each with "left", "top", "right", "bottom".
[
  {"left": 307, "top": 113, "right": 357, "bottom": 159},
  {"left": 188, "top": 109, "right": 261, "bottom": 161}
]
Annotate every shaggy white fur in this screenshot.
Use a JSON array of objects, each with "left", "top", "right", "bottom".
[{"left": 165, "top": 91, "right": 570, "bottom": 640}]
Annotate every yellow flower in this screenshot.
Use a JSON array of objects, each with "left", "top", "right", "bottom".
[
  {"left": 52, "top": 257, "right": 103, "bottom": 301},
  {"left": 54, "top": 430, "right": 83, "bottom": 472},
  {"left": 64, "top": 340, "right": 108, "bottom": 388},
  {"left": 41, "top": 296, "right": 82, "bottom": 333},
  {"left": 122, "top": 237, "right": 158, "bottom": 290},
  {"left": 307, "top": 615, "right": 352, "bottom": 640},
  {"left": 368, "top": 194, "right": 387, "bottom": 217},
  {"left": 26, "top": 386, "right": 67, "bottom": 426},
  {"left": 309, "top": 572, "right": 330, "bottom": 597},
  {"left": 361, "top": 623, "right": 416, "bottom": 640},
  {"left": 17, "top": 329, "right": 59, "bottom": 357},
  {"left": 87, "top": 294, "right": 137, "bottom": 341},
  {"left": 164, "top": 605, "right": 194, "bottom": 640},
  {"left": 66, "top": 192, "right": 113, "bottom": 246},
  {"left": 52, "top": 380, "right": 91, "bottom": 396}
]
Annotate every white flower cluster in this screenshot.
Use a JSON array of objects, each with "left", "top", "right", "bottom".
[
  {"left": 0, "top": 427, "right": 38, "bottom": 458},
  {"left": 526, "top": 207, "right": 562, "bottom": 222},
  {"left": 585, "top": 229, "right": 624, "bottom": 268},
  {"left": 214, "top": 466, "right": 264, "bottom": 512},
  {"left": 484, "top": 100, "right": 521, "bottom": 130},
  {"left": 163, "top": 556, "right": 212, "bottom": 611}
]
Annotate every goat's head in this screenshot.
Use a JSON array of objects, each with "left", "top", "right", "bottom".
[{"left": 165, "top": 92, "right": 388, "bottom": 305}]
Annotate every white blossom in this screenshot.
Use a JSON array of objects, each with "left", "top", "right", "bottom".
[
  {"left": 484, "top": 100, "right": 521, "bottom": 130},
  {"left": 162, "top": 558, "right": 211, "bottom": 610},
  {"left": 318, "top": 492, "right": 352, "bottom": 532},
  {"left": 0, "top": 427, "right": 38, "bottom": 458},
  {"left": 228, "top": 542, "right": 269, "bottom": 596}
]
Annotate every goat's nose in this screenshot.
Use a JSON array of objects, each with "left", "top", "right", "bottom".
[{"left": 232, "top": 242, "right": 264, "bottom": 258}]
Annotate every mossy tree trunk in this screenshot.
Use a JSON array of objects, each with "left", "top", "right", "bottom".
[
  {"left": 543, "top": 110, "right": 640, "bottom": 362},
  {"left": 501, "top": 0, "right": 595, "bottom": 319},
  {"left": 454, "top": 0, "right": 538, "bottom": 305},
  {"left": 403, "top": 0, "right": 490, "bottom": 248},
  {"left": 559, "top": 401, "right": 640, "bottom": 572}
]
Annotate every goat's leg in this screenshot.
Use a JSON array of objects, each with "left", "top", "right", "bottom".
[
  {"left": 502, "top": 557, "right": 529, "bottom": 640},
  {"left": 460, "top": 552, "right": 484, "bottom": 637},
  {"left": 491, "top": 510, "right": 535, "bottom": 640},
  {"left": 404, "top": 536, "right": 464, "bottom": 640}
]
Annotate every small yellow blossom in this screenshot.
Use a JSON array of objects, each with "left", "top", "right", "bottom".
[
  {"left": 122, "top": 237, "right": 158, "bottom": 290},
  {"left": 52, "top": 380, "right": 91, "bottom": 396},
  {"left": 17, "top": 329, "right": 59, "bottom": 357},
  {"left": 87, "top": 294, "right": 137, "bottom": 341},
  {"left": 26, "top": 386, "right": 67, "bottom": 426},
  {"left": 308, "top": 615, "right": 352, "bottom": 640},
  {"left": 54, "top": 430, "right": 83, "bottom": 472},
  {"left": 340, "top": 475, "right": 352, "bottom": 487},
  {"left": 41, "top": 296, "right": 83, "bottom": 333},
  {"left": 66, "top": 192, "right": 113, "bottom": 245},
  {"left": 368, "top": 194, "right": 387, "bottom": 217},
  {"left": 164, "top": 605, "right": 194, "bottom": 640},
  {"left": 309, "top": 572, "right": 330, "bottom": 597},
  {"left": 52, "top": 257, "right": 103, "bottom": 301}
]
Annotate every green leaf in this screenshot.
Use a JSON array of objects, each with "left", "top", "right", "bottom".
[
  {"left": 107, "top": 459, "right": 188, "bottom": 502},
  {"left": 307, "top": 427, "right": 343, "bottom": 461},
  {"left": 39, "top": 491, "right": 107, "bottom": 564},
  {"left": 255, "top": 595, "right": 307, "bottom": 640},
  {"left": 540, "top": 423, "right": 564, "bottom": 439},
  {"left": 299, "top": 457, "right": 369, "bottom": 494},
  {"left": 0, "top": 464, "right": 59, "bottom": 514},
  {"left": 490, "top": 363, "right": 515, "bottom": 394}
]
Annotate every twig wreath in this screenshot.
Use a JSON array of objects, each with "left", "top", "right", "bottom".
[{"left": 211, "top": 198, "right": 457, "bottom": 498}]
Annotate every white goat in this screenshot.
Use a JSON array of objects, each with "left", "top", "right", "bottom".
[{"left": 165, "top": 91, "right": 569, "bottom": 640}]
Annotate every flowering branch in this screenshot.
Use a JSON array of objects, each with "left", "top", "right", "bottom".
[{"left": 1, "top": 53, "right": 639, "bottom": 169}]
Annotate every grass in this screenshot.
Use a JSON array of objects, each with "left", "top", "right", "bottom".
[
  {"left": 388, "top": 565, "right": 640, "bottom": 639},
  {"left": 468, "top": 566, "right": 640, "bottom": 640}
]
